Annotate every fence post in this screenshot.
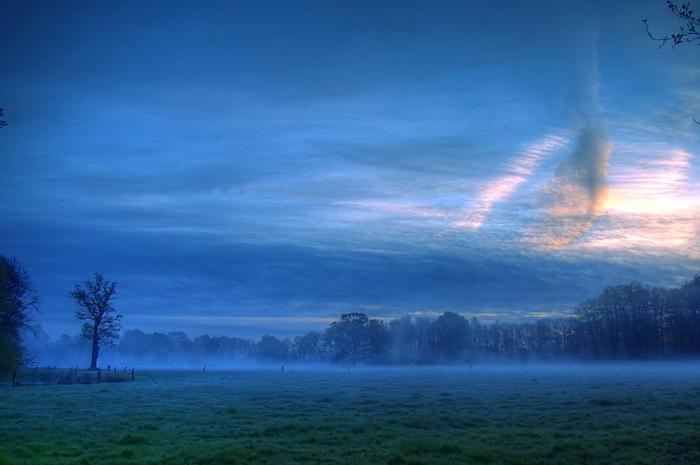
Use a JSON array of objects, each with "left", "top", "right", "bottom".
[
  {"left": 11, "top": 369, "right": 16, "bottom": 387},
  {"left": 97, "top": 371, "right": 101, "bottom": 384},
  {"left": 131, "top": 368, "right": 135, "bottom": 382}
]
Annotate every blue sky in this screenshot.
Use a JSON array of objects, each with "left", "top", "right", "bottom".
[{"left": 1, "top": 0, "right": 699, "bottom": 338}]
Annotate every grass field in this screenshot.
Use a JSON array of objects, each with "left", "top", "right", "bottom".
[{"left": 1, "top": 364, "right": 699, "bottom": 465}]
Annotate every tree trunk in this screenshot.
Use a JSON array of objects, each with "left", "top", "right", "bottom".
[{"left": 89, "top": 324, "right": 100, "bottom": 370}]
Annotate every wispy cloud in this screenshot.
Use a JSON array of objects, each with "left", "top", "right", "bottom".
[
  {"left": 337, "top": 200, "right": 450, "bottom": 220},
  {"left": 3, "top": 0, "right": 700, "bottom": 338},
  {"left": 457, "top": 134, "right": 568, "bottom": 229},
  {"left": 605, "top": 147, "right": 694, "bottom": 215},
  {"left": 575, "top": 145, "right": 700, "bottom": 257}
]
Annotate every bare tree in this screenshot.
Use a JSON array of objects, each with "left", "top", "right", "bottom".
[
  {"left": 643, "top": 1, "right": 700, "bottom": 123},
  {"left": 643, "top": 1, "right": 700, "bottom": 48},
  {"left": 71, "top": 273, "right": 122, "bottom": 370}
]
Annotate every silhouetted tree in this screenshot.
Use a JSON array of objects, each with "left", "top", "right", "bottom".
[
  {"left": 114, "top": 330, "right": 252, "bottom": 365},
  {"left": 71, "top": 273, "right": 121, "bottom": 370},
  {"left": 643, "top": 1, "right": 700, "bottom": 123},
  {"left": 256, "top": 335, "right": 288, "bottom": 361},
  {"left": 644, "top": 1, "right": 700, "bottom": 48},
  {"left": 432, "top": 312, "right": 470, "bottom": 361},
  {"left": 40, "top": 274, "right": 700, "bottom": 366},
  {"left": 366, "top": 318, "right": 390, "bottom": 362},
  {"left": 413, "top": 317, "right": 434, "bottom": 363},
  {"left": 325, "top": 313, "right": 372, "bottom": 364},
  {"left": 291, "top": 331, "right": 322, "bottom": 361},
  {"left": 388, "top": 316, "right": 418, "bottom": 363},
  {"left": 678, "top": 276, "right": 700, "bottom": 352},
  {"left": 0, "top": 256, "right": 38, "bottom": 372},
  {"left": 0, "top": 108, "right": 7, "bottom": 129}
]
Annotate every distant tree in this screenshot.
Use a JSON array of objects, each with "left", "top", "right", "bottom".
[
  {"left": 256, "top": 335, "right": 288, "bottom": 361},
  {"left": 166, "top": 331, "right": 193, "bottom": 355},
  {"left": 432, "top": 312, "right": 470, "bottom": 362},
  {"left": 292, "top": 331, "right": 322, "bottom": 361},
  {"left": 678, "top": 275, "right": 700, "bottom": 352},
  {"left": 413, "top": 317, "right": 435, "bottom": 363},
  {"left": 117, "top": 329, "right": 151, "bottom": 359},
  {"left": 325, "top": 313, "right": 372, "bottom": 364},
  {"left": 366, "top": 319, "right": 390, "bottom": 362},
  {"left": 210, "top": 334, "right": 253, "bottom": 360},
  {"left": 388, "top": 316, "right": 418, "bottom": 363},
  {"left": 0, "top": 108, "right": 7, "bottom": 129},
  {"left": 0, "top": 256, "right": 39, "bottom": 372},
  {"left": 71, "top": 273, "right": 122, "bottom": 370}
]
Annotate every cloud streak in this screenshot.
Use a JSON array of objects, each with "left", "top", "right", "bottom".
[
  {"left": 606, "top": 147, "right": 693, "bottom": 215},
  {"left": 458, "top": 134, "right": 568, "bottom": 229}
]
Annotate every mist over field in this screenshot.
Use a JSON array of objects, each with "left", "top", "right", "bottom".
[{"left": 23, "top": 276, "right": 700, "bottom": 370}]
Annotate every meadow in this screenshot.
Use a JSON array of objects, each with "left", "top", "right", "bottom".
[{"left": 1, "top": 364, "right": 699, "bottom": 465}]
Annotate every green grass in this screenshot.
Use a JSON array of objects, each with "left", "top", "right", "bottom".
[
  {"left": 11, "top": 368, "right": 131, "bottom": 386},
  {"left": 0, "top": 365, "right": 699, "bottom": 464}
]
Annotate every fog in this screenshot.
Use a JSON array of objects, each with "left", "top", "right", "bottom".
[
  {"left": 22, "top": 328, "right": 700, "bottom": 375},
  {"left": 20, "top": 276, "right": 700, "bottom": 372}
]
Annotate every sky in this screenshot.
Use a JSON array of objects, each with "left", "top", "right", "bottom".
[{"left": 1, "top": 0, "right": 699, "bottom": 339}]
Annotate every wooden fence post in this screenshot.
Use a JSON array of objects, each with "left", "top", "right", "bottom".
[
  {"left": 131, "top": 368, "right": 135, "bottom": 382},
  {"left": 97, "top": 371, "right": 101, "bottom": 383}
]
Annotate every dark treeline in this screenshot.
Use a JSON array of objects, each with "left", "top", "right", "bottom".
[{"left": 36, "top": 277, "right": 700, "bottom": 366}]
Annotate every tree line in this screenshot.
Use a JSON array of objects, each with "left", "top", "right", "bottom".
[
  {"left": 32, "top": 277, "right": 700, "bottom": 367},
  {"left": 3, "top": 253, "right": 700, "bottom": 371}
]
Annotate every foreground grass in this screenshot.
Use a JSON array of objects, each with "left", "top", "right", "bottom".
[{"left": 0, "top": 364, "right": 699, "bottom": 465}]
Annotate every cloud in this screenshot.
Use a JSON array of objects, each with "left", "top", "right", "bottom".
[
  {"left": 7, "top": 214, "right": 685, "bottom": 338},
  {"left": 605, "top": 147, "right": 693, "bottom": 215},
  {"left": 337, "top": 200, "right": 450, "bottom": 221},
  {"left": 2, "top": 0, "right": 700, "bottom": 339},
  {"left": 458, "top": 134, "right": 568, "bottom": 229},
  {"left": 574, "top": 144, "right": 700, "bottom": 258},
  {"left": 529, "top": 122, "right": 612, "bottom": 248}
]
